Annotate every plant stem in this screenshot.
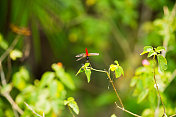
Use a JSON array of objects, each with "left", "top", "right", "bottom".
[
  {"left": 115, "top": 102, "right": 141, "bottom": 117},
  {"left": 153, "top": 56, "right": 166, "bottom": 116},
  {"left": 68, "top": 106, "right": 75, "bottom": 117},
  {"left": 0, "top": 61, "right": 24, "bottom": 115},
  {"left": 170, "top": 114, "right": 176, "bottom": 117},
  {"left": 90, "top": 67, "right": 124, "bottom": 108},
  {"left": 24, "top": 102, "right": 44, "bottom": 117},
  {"left": 0, "top": 35, "right": 20, "bottom": 62}
]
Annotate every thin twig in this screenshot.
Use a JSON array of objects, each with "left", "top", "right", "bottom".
[
  {"left": 115, "top": 102, "right": 141, "bottom": 117},
  {"left": 68, "top": 106, "right": 75, "bottom": 117},
  {"left": 24, "top": 102, "right": 44, "bottom": 117},
  {"left": 170, "top": 113, "right": 176, "bottom": 117},
  {"left": 0, "top": 62, "right": 7, "bottom": 85},
  {"left": 2, "top": 93, "right": 24, "bottom": 115},
  {"left": 90, "top": 67, "right": 124, "bottom": 108},
  {"left": 153, "top": 56, "right": 166, "bottom": 116},
  {"left": 0, "top": 35, "right": 20, "bottom": 62},
  {"left": 90, "top": 67, "right": 142, "bottom": 117},
  {"left": 0, "top": 61, "right": 24, "bottom": 114}
]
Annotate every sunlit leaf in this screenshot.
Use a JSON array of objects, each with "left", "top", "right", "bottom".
[
  {"left": 12, "top": 73, "right": 26, "bottom": 91},
  {"left": 137, "top": 89, "right": 149, "bottom": 103},
  {"left": 85, "top": 62, "right": 90, "bottom": 67},
  {"left": 110, "top": 64, "right": 117, "bottom": 72},
  {"left": 114, "top": 60, "right": 119, "bottom": 66},
  {"left": 0, "top": 34, "right": 8, "bottom": 50},
  {"left": 157, "top": 54, "right": 167, "bottom": 72},
  {"left": 10, "top": 49, "right": 23, "bottom": 60},
  {"left": 64, "top": 97, "right": 79, "bottom": 115},
  {"left": 155, "top": 46, "right": 165, "bottom": 53},
  {"left": 114, "top": 66, "right": 124, "bottom": 78},
  {"left": 147, "top": 50, "right": 157, "bottom": 57},
  {"left": 130, "top": 78, "right": 137, "bottom": 87},
  {"left": 140, "top": 46, "right": 153, "bottom": 55},
  {"left": 19, "top": 67, "right": 30, "bottom": 80},
  {"left": 49, "top": 80, "right": 64, "bottom": 98},
  {"left": 40, "top": 72, "right": 55, "bottom": 88},
  {"left": 76, "top": 66, "right": 84, "bottom": 76},
  {"left": 85, "top": 69, "right": 91, "bottom": 83},
  {"left": 52, "top": 64, "right": 75, "bottom": 90},
  {"left": 111, "top": 114, "right": 117, "bottom": 117}
]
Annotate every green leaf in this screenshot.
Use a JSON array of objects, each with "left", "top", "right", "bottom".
[
  {"left": 85, "top": 63, "right": 90, "bottom": 67},
  {"left": 110, "top": 64, "right": 117, "bottom": 72},
  {"left": 10, "top": 49, "right": 23, "bottom": 60},
  {"left": 115, "top": 67, "right": 123, "bottom": 78},
  {"left": 19, "top": 67, "right": 30, "bottom": 80},
  {"left": 76, "top": 66, "right": 84, "bottom": 76},
  {"left": 49, "top": 80, "right": 64, "bottom": 98},
  {"left": 40, "top": 72, "right": 55, "bottom": 88},
  {"left": 155, "top": 46, "right": 165, "bottom": 53},
  {"left": 130, "top": 78, "right": 137, "bottom": 87},
  {"left": 64, "top": 97, "right": 79, "bottom": 115},
  {"left": 147, "top": 50, "right": 157, "bottom": 57},
  {"left": 85, "top": 69, "right": 91, "bottom": 83},
  {"left": 137, "top": 89, "right": 149, "bottom": 103},
  {"left": 0, "top": 34, "right": 8, "bottom": 50},
  {"left": 111, "top": 114, "right": 117, "bottom": 117},
  {"left": 119, "top": 66, "right": 124, "bottom": 76},
  {"left": 114, "top": 60, "right": 119, "bottom": 66},
  {"left": 140, "top": 46, "right": 153, "bottom": 55},
  {"left": 157, "top": 55, "right": 167, "bottom": 72},
  {"left": 52, "top": 64, "right": 75, "bottom": 90},
  {"left": 12, "top": 73, "right": 26, "bottom": 91},
  {"left": 115, "top": 68, "right": 122, "bottom": 78}
]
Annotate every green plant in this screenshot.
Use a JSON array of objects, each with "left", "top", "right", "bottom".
[
  {"left": 76, "top": 60, "right": 142, "bottom": 117},
  {"left": 0, "top": 34, "right": 79, "bottom": 117}
]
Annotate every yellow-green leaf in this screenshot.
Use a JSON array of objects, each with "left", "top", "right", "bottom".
[
  {"left": 0, "top": 34, "right": 8, "bottom": 50},
  {"left": 157, "top": 54, "right": 167, "bottom": 72},
  {"left": 76, "top": 66, "right": 84, "bottom": 76},
  {"left": 64, "top": 97, "right": 79, "bottom": 115},
  {"left": 155, "top": 46, "right": 165, "bottom": 53},
  {"left": 110, "top": 64, "right": 117, "bottom": 72},
  {"left": 10, "top": 49, "right": 23, "bottom": 60},
  {"left": 147, "top": 50, "right": 157, "bottom": 58},
  {"left": 140, "top": 46, "right": 153, "bottom": 55},
  {"left": 137, "top": 89, "right": 149, "bottom": 103},
  {"left": 85, "top": 69, "right": 91, "bottom": 83}
]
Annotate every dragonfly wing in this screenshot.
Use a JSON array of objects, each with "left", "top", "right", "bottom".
[
  {"left": 88, "top": 53, "right": 99, "bottom": 56},
  {"left": 75, "top": 53, "right": 85, "bottom": 57},
  {"left": 76, "top": 56, "right": 85, "bottom": 61}
]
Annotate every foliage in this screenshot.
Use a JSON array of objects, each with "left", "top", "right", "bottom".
[
  {"left": 0, "top": 0, "right": 176, "bottom": 117},
  {"left": 0, "top": 61, "right": 78, "bottom": 116}
]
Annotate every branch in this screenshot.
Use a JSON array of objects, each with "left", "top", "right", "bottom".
[
  {"left": 170, "top": 114, "right": 176, "bottom": 117},
  {"left": 115, "top": 102, "right": 141, "bottom": 117},
  {"left": 24, "top": 102, "right": 44, "bottom": 117},
  {"left": 0, "top": 61, "right": 24, "bottom": 115},
  {"left": 1, "top": 93, "right": 24, "bottom": 115},
  {"left": 153, "top": 56, "right": 166, "bottom": 116},
  {"left": 90, "top": 67, "right": 141, "bottom": 117},
  {"left": 90, "top": 67, "right": 124, "bottom": 108},
  {"left": 0, "top": 35, "right": 20, "bottom": 62}
]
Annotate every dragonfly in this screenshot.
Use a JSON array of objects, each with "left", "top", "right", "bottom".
[{"left": 76, "top": 48, "right": 99, "bottom": 61}]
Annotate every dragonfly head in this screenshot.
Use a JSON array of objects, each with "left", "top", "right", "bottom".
[{"left": 86, "top": 56, "right": 89, "bottom": 60}]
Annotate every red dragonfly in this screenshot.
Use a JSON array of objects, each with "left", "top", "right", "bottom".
[{"left": 76, "top": 48, "right": 99, "bottom": 61}]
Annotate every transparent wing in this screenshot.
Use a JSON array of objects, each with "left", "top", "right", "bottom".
[
  {"left": 88, "top": 53, "right": 99, "bottom": 56},
  {"left": 76, "top": 56, "right": 86, "bottom": 61},
  {"left": 75, "top": 53, "right": 85, "bottom": 57}
]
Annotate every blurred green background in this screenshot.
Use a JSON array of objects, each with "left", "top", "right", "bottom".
[{"left": 0, "top": 0, "right": 176, "bottom": 117}]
